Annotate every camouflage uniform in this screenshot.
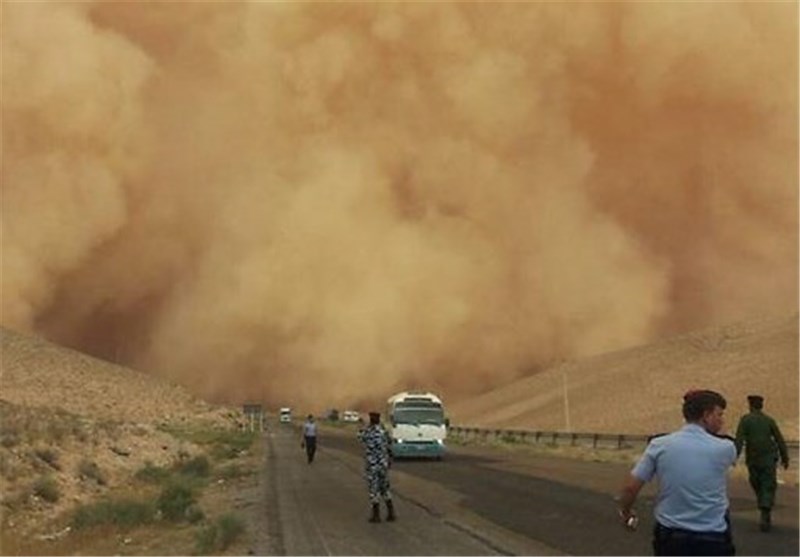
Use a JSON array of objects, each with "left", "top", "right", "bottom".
[
  {"left": 358, "top": 424, "right": 392, "bottom": 504},
  {"left": 735, "top": 406, "right": 789, "bottom": 531}
]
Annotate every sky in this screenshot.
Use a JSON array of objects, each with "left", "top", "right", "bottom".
[{"left": 3, "top": 1, "right": 798, "bottom": 411}]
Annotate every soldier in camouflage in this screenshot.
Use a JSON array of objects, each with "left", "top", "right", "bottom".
[
  {"left": 735, "top": 395, "right": 790, "bottom": 532},
  {"left": 358, "top": 412, "right": 396, "bottom": 523}
]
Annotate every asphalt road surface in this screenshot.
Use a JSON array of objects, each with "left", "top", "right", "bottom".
[{"left": 262, "top": 425, "right": 798, "bottom": 556}]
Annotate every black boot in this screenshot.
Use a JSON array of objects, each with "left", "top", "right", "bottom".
[
  {"left": 759, "top": 508, "right": 771, "bottom": 532},
  {"left": 369, "top": 503, "right": 381, "bottom": 523},
  {"left": 385, "top": 500, "right": 396, "bottom": 522}
]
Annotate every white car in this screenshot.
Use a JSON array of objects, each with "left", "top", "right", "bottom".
[
  {"left": 279, "top": 407, "right": 292, "bottom": 423},
  {"left": 342, "top": 410, "right": 360, "bottom": 423}
]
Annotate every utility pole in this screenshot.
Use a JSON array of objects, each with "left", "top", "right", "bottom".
[{"left": 562, "top": 368, "right": 571, "bottom": 432}]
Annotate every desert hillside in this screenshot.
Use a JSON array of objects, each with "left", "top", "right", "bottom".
[
  {"left": 448, "top": 313, "right": 799, "bottom": 440},
  {"left": 1, "top": 327, "right": 228, "bottom": 425},
  {"left": 0, "top": 327, "right": 249, "bottom": 552}
]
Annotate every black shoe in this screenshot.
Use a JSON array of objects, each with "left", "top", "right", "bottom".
[
  {"left": 759, "top": 508, "right": 771, "bottom": 532},
  {"left": 369, "top": 503, "right": 381, "bottom": 523},
  {"left": 386, "top": 500, "right": 396, "bottom": 522}
]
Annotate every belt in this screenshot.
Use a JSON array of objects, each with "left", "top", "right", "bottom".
[{"left": 655, "top": 523, "right": 731, "bottom": 544}]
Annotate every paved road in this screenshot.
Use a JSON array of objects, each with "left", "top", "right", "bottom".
[
  {"left": 261, "top": 425, "right": 797, "bottom": 555},
  {"left": 262, "top": 425, "right": 550, "bottom": 555}
]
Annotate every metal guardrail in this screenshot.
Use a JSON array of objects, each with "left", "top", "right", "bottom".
[{"left": 449, "top": 426, "right": 800, "bottom": 453}]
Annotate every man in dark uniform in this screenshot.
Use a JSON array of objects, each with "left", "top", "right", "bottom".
[
  {"left": 734, "top": 395, "right": 790, "bottom": 532},
  {"left": 358, "top": 412, "right": 396, "bottom": 523}
]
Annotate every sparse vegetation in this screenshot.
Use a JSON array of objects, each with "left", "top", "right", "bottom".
[
  {"left": 217, "top": 463, "right": 253, "bottom": 480},
  {"left": 32, "top": 475, "right": 60, "bottom": 503},
  {"left": 34, "top": 448, "right": 61, "bottom": 470},
  {"left": 1, "top": 429, "right": 21, "bottom": 448},
  {"left": 160, "top": 424, "right": 256, "bottom": 461},
  {"left": 157, "top": 479, "right": 197, "bottom": 521},
  {"left": 71, "top": 498, "right": 155, "bottom": 530},
  {"left": 193, "top": 522, "right": 218, "bottom": 555},
  {"left": 176, "top": 455, "right": 211, "bottom": 479},
  {"left": 186, "top": 504, "right": 206, "bottom": 524},
  {"left": 1, "top": 329, "right": 262, "bottom": 555},
  {"left": 193, "top": 513, "right": 245, "bottom": 554},
  {"left": 216, "top": 513, "right": 246, "bottom": 549},
  {"left": 77, "top": 458, "right": 107, "bottom": 485},
  {"left": 135, "top": 461, "right": 172, "bottom": 484}
]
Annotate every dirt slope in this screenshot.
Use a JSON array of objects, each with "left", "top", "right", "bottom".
[
  {"left": 448, "top": 313, "right": 799, "bottom": 439},
  {"left": 1, "top": 326, "right": 227, "bottom": 424},
  {"left": 0, "top": 327, "right": 247, "bottom": 552}
]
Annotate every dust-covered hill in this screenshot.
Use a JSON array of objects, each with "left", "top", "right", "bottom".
[
  {"left": 0, "top": 327, "right": 251, "bottom": 554},
  {"left": 1, "top": 326, "right": 226, "bottom": 425},
  {"left": 448, "top": 313, "right": 799, "bottom": 439}
]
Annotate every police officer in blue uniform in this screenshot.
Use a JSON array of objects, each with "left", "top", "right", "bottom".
[
  {"left": 301, "top": 414, "right": 318, "bottom": 464},
  {"left": 358, "top": 411, "right": 396, "bottom": 523},
  {"left": 617, "top": 390, "right": 737, "bottom": 555}
]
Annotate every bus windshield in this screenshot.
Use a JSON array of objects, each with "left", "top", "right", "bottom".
[{"left": 392, "top": 406, "right": 444, "bottom": 425}]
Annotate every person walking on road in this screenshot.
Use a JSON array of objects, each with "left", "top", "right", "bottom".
[
  {"left": 734, "top": 394, "right": 790, "bottom": 532},
  {"left": 301, "top": 414, "right": 318, "bottom": 464},
  {"left": 358, "top": 412, "right": 396, "bottom": 523},
  {"left": 617, "top": 389, "right": 737, "bottom": 556}
]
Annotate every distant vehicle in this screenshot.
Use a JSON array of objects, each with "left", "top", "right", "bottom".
[
  {"left": 342, "top": 410, "right": 360, "bottom": 423},
  {"left": 325, "top": 408, "right": 340, "bottom": 421},
  {"left": 279, "top": 407, "right": 292, "bottom": 423},
  {"left": 386, "top": 392, "right": 447, "bottom": 459}
]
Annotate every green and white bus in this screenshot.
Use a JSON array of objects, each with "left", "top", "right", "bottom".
[{"left": 386, "top": 391, "right": 447, "bottom": 459}]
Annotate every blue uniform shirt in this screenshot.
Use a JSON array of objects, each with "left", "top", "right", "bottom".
[{"left": 631, "top": 423, "right": 737, "bottom": 532}]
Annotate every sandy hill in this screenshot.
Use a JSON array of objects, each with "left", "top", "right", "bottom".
[
  {"left": 448, "top": 313, "right": 799, "bottom": 440},
  {"left": 0, "top": 326, "right": 228, "bottom": 425},
  {"left": 0, "top": 326, "right": 244, "bottom": 548}
]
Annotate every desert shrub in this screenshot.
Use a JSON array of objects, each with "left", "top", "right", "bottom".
[
  {"left": 208, "top": 430, "right": 255, "bottom": 460},
  {"left": 216, "top": 513, "right": 245, "bottom": 549},
  {"left": 186, "top": 504, "right": 205, "bottom": 524},
  {"left": 157, "top": 479, "right": 196, "bottom": 521},
  {"left": 176, "top": 455, "right": 211, "bottom": 479},
  {"left": 193, "top": 513, "right": 245, "bottom": 554},
  {"left": 71, "top": 499, "right": 154, "bottom": 529},
  {"left": 0, "top": 453, "right": 24, "bottom": 482},
  {"left": 34, "top": 448, "right": 61, "bottom": 470},
  {"left": 217, "top": 463, "right": 252, "bottom": 480},
  {"left": 77, "top": 459, "right": 107, "bottom": 485},
  {"left": 499, "top": 433, "right": 521, "bottom": 444},
  {"left": 32, "top": 475, "right": 60, "bottom": 503},
  {"left": 162, "top": 424, "right": 255, "bottom": 461},
  {"left": 193, "top": 523, "right": 218, "bottom": 555},
  {"left": 135, "top": 461, "right": 171, "bottom": 484},
  {"left": 1, "top": 429, "right": 21, "bottom": 448}
]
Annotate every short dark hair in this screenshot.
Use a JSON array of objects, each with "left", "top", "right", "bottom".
[
  {"left": 747, "top": 395, "right": 764, "bottom": 410},
  {"left": 682, "top": 390, "right": 727, "bottom": 421}
]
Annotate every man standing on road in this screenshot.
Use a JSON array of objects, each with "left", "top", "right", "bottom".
[
  {"left": 301, "top": 414, "right": 318, "bottom": 464},
  {"left": 617, "top": 390, "right": 737, "bottom": 556},
  {"left": 358, "top": 412, "right": 396, "bottom": 523},
  {"left": 734, "top": 394, "right": 790, "bottom": 532}
]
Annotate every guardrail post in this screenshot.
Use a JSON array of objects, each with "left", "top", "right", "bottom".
[
  {"left": 593, "top": 433, "right": 598, "bottom": 449},
  {"left": 571, "top": 433, "right": 577, "bottom": 446},
  {"left": 618, "top": 434, "right": 624, "bottom": 449}
]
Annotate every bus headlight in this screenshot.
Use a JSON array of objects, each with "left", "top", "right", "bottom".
[
  {"left": 394, "top": 438, "right": 403, "bottom": 444},
  {"left": 435, "top": 439, "right": 443, "bottom": 444}
]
